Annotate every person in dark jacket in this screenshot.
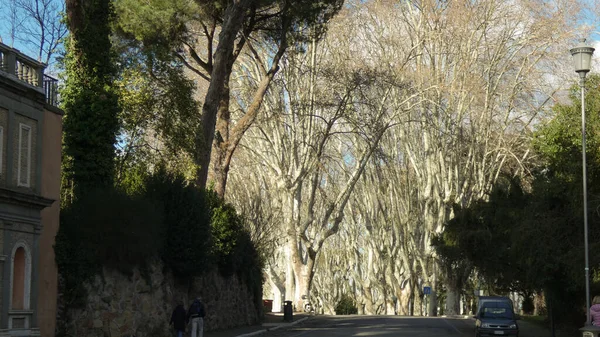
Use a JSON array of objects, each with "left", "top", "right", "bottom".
[
  {"left": 170, "top": 301, "right": 187, "bottom": 337},
  {"left": 187, "top": 297, "right": 206, "bottom": 337}
]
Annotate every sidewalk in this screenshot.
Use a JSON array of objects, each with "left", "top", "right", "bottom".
[{"left": 205, "top": 312, "right": 311, "bottom": 337}]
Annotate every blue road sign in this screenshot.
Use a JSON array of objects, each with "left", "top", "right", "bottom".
[{"left": 424, "top": 286, "right": 431, "bottom": 295}]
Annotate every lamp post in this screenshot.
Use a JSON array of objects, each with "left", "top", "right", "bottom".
[{"left": 571, "top": 38, "right": 596, "bottom": 335}]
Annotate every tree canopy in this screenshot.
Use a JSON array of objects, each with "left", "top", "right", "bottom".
[
  {"left": 114, "top": 0, "right": 344, "bottom": 194},
  {"left": 435, "top": 74, "right": 600, "bottom": 325}
]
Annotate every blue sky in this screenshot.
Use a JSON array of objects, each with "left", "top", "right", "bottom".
[
  {"left": 2, "top": 0, "right": 600, "bottom": 76},
  {"left": 0, "top": 0, "right": 65, "bottom": 71}
]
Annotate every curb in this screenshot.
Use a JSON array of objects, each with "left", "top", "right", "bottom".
[{"left": 235, "top": 317, "right": 310, "bottom": 337}]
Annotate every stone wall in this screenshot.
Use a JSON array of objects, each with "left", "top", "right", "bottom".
[{"left": 60, "top": 259, "right": 260, "bottom": 337}]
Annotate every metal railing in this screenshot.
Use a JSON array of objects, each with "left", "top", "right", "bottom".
[
  {"left": 43, "top": 74, "right": 59, "bottom": 106},
  {"left": 0, "top": 42, "right": 58, "bottom": 106}
]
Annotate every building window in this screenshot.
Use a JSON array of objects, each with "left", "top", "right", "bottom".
[
  {"left": 17, "top": 123, "right": 31, "bottom": 187},
  {"left": 12, "top": 248, "right": 25, "bottom": 309},
  {"left": 10, "top": 243, "right": 31, "bottom": 311}
]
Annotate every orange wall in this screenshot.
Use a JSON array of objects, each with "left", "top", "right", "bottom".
[{"left": 37, "top": 108, "right": 62, "bottom": 337}]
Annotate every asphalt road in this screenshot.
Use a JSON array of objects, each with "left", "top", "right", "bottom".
[{"left": 265, "top": 315, "right": 477, "bottom": 337}]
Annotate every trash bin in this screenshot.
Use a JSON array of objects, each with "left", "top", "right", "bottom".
[{"left": 283, "top": 300, "right": 293, "bottom": 322}]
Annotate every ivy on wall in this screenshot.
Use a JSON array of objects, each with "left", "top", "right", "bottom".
[{"left": 61, "top": 0, "right": 120, "bottom": 203}]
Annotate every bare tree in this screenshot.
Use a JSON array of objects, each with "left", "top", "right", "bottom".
[
  {"left": 315, "top": 0, "right": 580, "bottom": 315},
  {"left": 0, "top": 0, "right": 24, "bottom": 47},
  {"left": 0, "top": 0, "right": 66, "bottom": 68},
  {"left": 16, "top": 0, "right": 66, "bottom": 65},
  {"left": 228, "top": 0, "right": 583, "bottom": 316},
  {"left": 328, "top": 0, "right": 581, "bottom": 316},
  {"left": 228, "top": 15, "right": 404, "bottom": 305}
]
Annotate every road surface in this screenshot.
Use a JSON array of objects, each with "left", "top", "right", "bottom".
[
  {"left": 264, "top": 315, "right": 559, "bottom": 337},
  {"left": 266, "top": 315, "right": 475, "bottom": 337}
]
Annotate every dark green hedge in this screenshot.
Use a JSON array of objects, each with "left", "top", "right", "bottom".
[
  {"left": 144, "top": 172, "right": 213, "bottom": 277},
  {"left": 55, "top": 169, "right": 264, "bottom": 311}
]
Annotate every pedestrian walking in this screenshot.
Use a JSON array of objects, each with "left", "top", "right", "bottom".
[
  {"left": 187, "top": 297, "right": 206, "bottom": 337},
  {"left": 591, "top": 296, "right": 600, "bottom": 326},
  {"left": 170, "top": 301, "right": 187, "bottom": 337}
]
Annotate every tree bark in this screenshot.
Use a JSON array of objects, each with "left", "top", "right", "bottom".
[
  {"left": 285, "top": 244, "right": 295, "bottom": 301},
  {"left": 209, "top": 33, "right": 287, "bottom": 197},
  {"left": 210, "top": 63, "right": 284, "bottom": 197},
  {"left": 209, "top": 73, "right": 232, "bottom": 196},
  {"left": 428, "top": 261, "right": 438, "bottom": 317},
  {"left": 414, "top": 291, "right": 423, "bottom": 316},
  {"left": 290, "top": 239, "right": 316, "bottom": 310},
  {"left": 195, "top": 0, "right": 251, "bottom": 189},
  {"left": 268, "top": 277, "right": 284, "bottom": 313},
  {"left": 445, "top": 289, "right": 460, "bottom": 316}
]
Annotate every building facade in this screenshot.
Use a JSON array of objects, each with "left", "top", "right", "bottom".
[{"left": 0, "top": 42, "right": 62, "bottom": 337}]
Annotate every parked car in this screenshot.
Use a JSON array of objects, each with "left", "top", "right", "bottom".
[{"left": 474, "top": 297, "right": 519, "bottom": 337}]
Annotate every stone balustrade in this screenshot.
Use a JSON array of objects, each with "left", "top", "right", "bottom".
[{"left": 0, "top": 42, "right": 59, "bottom": 106}]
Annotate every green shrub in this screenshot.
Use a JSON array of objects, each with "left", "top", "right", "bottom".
[
  {"left": 208, "top": 193, "right": 264, "bottom": 313},
  {"left": 54, "top": 214, "right": 95, "bottom": 309},
  {"left": 56, "top": 168, "right": 263, "bottom": 312},
  {"left": 56, "top": 186, "right": 163, "bottom": 308},
  {"left": 335, "top": 294, "right": 358, "bottom": 315},
  {"left": 210, "top": 200, "right": 244, "bottom": 275},
  {"left": 144, "top": 169, "right": 213, "bottom": 277}
]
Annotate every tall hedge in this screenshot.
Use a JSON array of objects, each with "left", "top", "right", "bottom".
[
  {"left": 144, "top": 170, "right": 213, "bottom": 277},
  {"left": 55, "top": 169, "right": 264, "bottom": 313},
  {"left": 62, "top": 0, "right": 120, "bottom": 200}
]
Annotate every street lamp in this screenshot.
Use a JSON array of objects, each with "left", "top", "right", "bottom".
[{"left": 570, "top": 38, "right": 596, "bottom": 335}]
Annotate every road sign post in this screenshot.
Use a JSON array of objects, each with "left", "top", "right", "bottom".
[{"left": 423, "top": 287, "right": 431, "bottom": 316}]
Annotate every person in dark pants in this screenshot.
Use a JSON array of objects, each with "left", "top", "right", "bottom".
[{"left": 170, "top": 301, "right": 187, "bottom": 337}]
